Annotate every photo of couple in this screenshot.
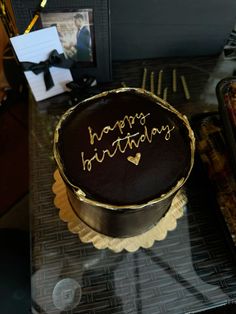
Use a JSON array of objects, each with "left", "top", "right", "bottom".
[{"left": 41, "top": 9, "right": 93, "bottom": 63}]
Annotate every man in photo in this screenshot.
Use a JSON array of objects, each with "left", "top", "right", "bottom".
[{"left": 74, "top": 13, "right": 92, "bottom": 62}]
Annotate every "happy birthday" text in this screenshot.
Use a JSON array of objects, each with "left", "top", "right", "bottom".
[{"left": 81, "top": 112, "right": 175, "bottom": 172}]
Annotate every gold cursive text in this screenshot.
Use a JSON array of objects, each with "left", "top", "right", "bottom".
[
  {"left": 81, "top": 124, "right": 175, "bottom": 171},
  {"left": 88, "top": 112, "right": 150, "bottom": 145}
]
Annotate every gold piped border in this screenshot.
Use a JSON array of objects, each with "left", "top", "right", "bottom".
[{"left": 54, "top": 87, "right": 195, "bottom": 210}]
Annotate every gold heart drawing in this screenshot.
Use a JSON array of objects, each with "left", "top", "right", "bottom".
[{"left": 127, "top": 153, "right": 141, "bottom": 166}]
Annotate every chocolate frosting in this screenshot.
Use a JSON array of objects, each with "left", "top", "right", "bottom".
[{"left": 55, "top": 88, "right": 193, "bottom": 206}]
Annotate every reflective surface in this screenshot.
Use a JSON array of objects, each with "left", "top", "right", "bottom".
[{"left": 30, "top": 56, "right": 236, "bottom": 313}]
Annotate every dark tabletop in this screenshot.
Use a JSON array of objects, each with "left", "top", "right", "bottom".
[{"left": 30, "top": 56, "right": 236, "bottom": 313}]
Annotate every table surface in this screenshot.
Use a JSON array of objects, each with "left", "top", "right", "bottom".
[{"left": 30, "top": 56, "right": 236, "bottom": 313}]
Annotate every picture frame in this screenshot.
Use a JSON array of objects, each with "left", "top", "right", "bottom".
[{"left": 10, "top": 0, "right": 112, "bottom": 82}]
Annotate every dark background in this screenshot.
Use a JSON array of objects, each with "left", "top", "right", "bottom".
[{"left": 110, "top": 0, "right": 236, "bottom": 60}]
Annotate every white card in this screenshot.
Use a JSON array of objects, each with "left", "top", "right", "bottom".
[{"left": 10, "top": 27, "right": 73, "bottom": 101}]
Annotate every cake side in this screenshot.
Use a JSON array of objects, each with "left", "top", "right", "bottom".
[{"left": 66, "top": 186, "right": 174, "bottom": 237}]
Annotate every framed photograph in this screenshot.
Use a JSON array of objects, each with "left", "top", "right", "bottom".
[
  {"left": 10, "top": 0, "right": 112, "bottom": 82},
  {"left": 40, "top": 10, "right": 94, "bottom": 64}
]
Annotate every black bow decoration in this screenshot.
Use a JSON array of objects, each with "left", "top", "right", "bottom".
[
  {"left": 21, "top": 49, "right": 73, "bottom": 91},
  {"left": 66, "top": 75, "right": 101, "bottom": 105}
]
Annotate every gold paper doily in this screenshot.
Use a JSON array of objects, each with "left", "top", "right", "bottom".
[{"left": 52, "top": 169, "right": 187, "bottom": 253}]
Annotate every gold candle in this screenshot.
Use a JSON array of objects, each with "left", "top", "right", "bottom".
[
  {"left": 157, "top": 69, "right": 163, "bottom": 96},
  {"left": 172, "top": 69, "right": 177, "bottom": 92},
  {"left": 150, "top": 71, "right": 155, "bottom": 93},
  {"left": 163, "top": 87, "right": 168, "bottom": 102},
  {"left": 141, "top": 68, "right": 147, "bottom": 90},
  {"left": 180, "top": 75, "right": 190, "bottom": 100}
]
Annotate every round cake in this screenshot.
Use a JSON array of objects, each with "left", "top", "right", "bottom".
[{"left": 54, "top": 88, "right": 195, "bottom": 237}]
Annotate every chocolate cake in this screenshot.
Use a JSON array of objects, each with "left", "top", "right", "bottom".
[{"left": 54, "top": 88, "right": 195, "bottom": 237}]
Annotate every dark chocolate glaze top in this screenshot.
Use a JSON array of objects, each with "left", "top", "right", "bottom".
[{"left": 56, "top": 89, "right": 192, "bottom": 206}]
